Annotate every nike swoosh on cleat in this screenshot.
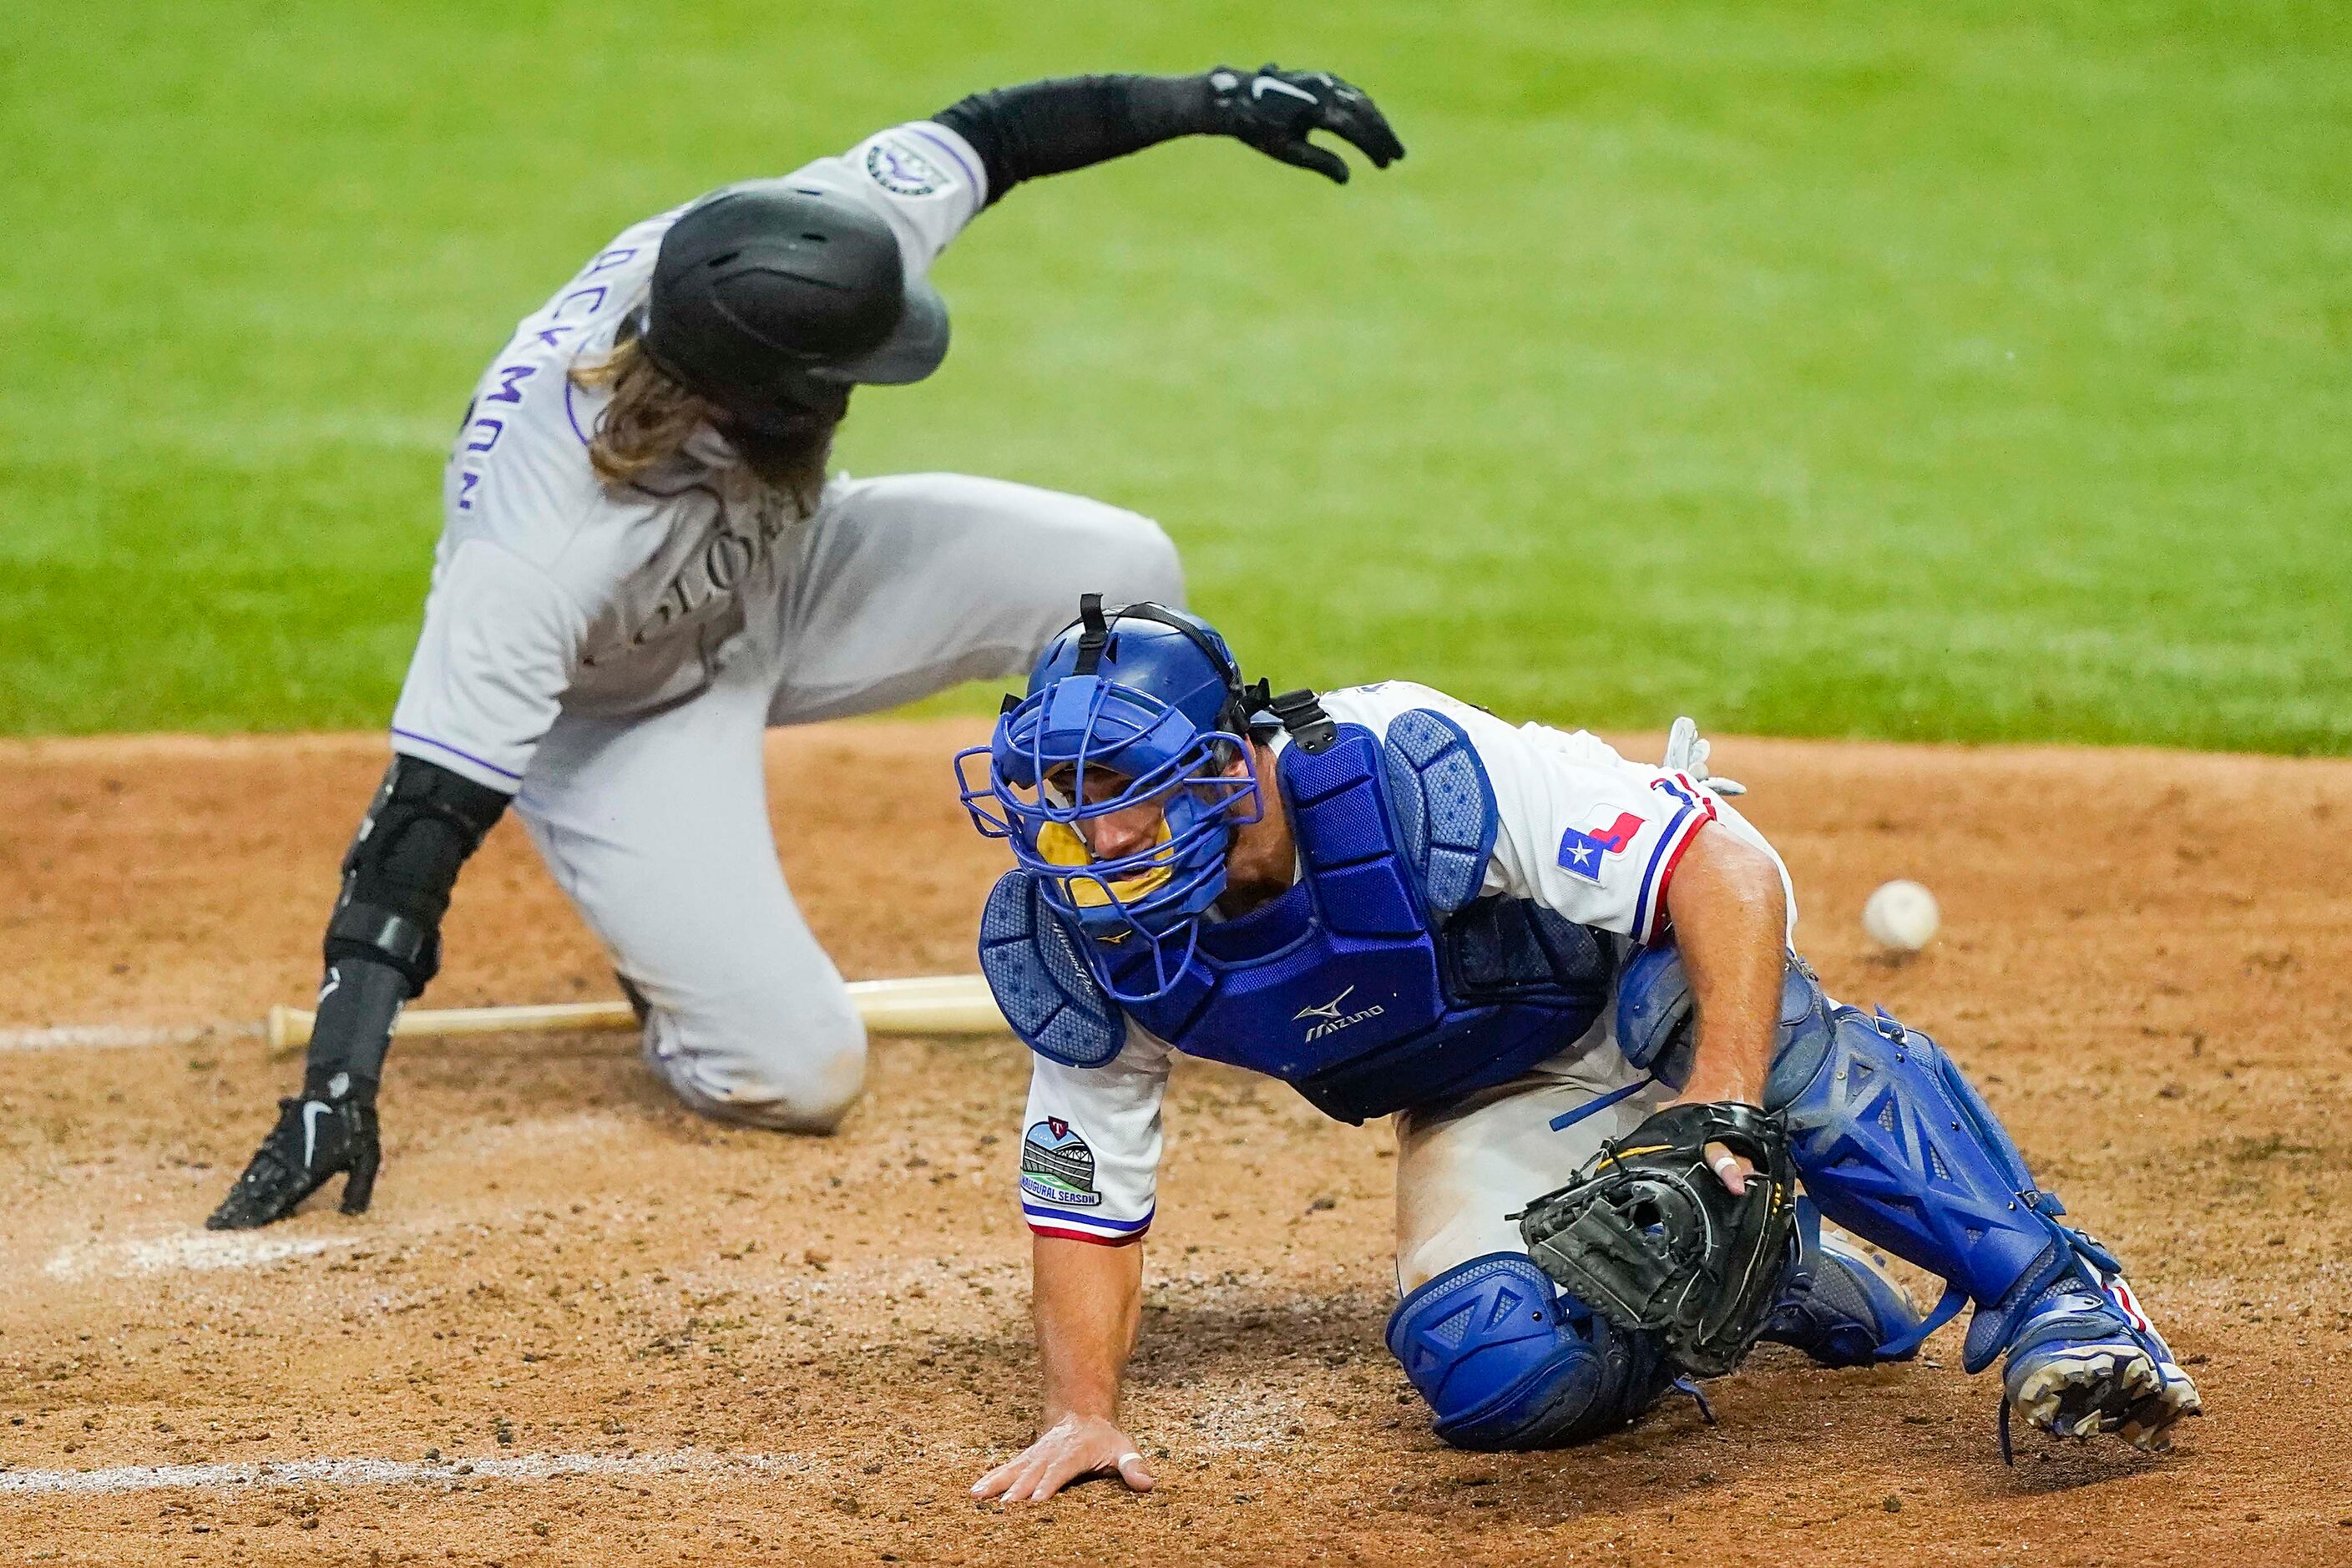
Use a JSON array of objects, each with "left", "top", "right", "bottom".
[{"left": 302, "top": 1100, "right": 330, "bottom": 1169}]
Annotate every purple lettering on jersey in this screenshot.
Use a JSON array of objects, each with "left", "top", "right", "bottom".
[
  {"left": 581, "top": 245, "right": 639, "bottom": 278},
  {"left": 564, "top": 376, "right": 595, "bottom": 447},
  {"left": 552, "top": 286, "right": 608, "bottom": 321},
  {"left": 456, "top": 471, "right": 482, "bottom": 512},
  {"left": 534, "top": 322, "right": 579, "bottom": 351},
  {"left": 465, "top": 417, "right": 503, "bottom": 454},
  {"left": 485, "top": 364, "right": 538, "bottom": 405}
]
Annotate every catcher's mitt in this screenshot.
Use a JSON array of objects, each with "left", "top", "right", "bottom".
[{"left": 1516, "top": 1101, "right": 1798, "bottom": 1378}]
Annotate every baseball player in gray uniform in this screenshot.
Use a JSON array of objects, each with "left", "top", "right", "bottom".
[{"left": 210, "top": 66, "right": 1405, "bottom": 1229}]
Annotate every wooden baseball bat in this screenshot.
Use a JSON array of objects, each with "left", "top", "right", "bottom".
[{"left": 266, "top": 973, "right": 1006, "bottom": 1055}]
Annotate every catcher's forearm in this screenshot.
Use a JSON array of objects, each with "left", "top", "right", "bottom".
[
  {"left": 1660, "top": 824, "right": 1787, "bottom": 1104},
  {"left": 1031, "top": 1234, "right": 1144, "bottom": 1424}
]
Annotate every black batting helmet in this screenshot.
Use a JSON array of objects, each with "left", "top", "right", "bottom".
[{"left": 637, "top": 180, "right": 949, "bottom": 431}]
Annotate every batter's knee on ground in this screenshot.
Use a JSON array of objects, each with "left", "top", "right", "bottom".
[
  {"left": 637, "top": 992, "right": 868, "bottom": 1133},
  {"left": 1385, "top": 1253, "right": 1675, "bottom": 1450}
]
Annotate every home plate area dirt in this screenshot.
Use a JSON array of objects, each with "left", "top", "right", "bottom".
[{"left": 1, "top": 722, "right": 2347, "bottom": 1565}]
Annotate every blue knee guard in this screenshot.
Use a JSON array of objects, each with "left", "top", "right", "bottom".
[
  {"left": 1386, "top": 1254, "right": 1673, "bottom": 1450},
  {"left": 1617, "top": 943, "right": 1841, "bottom": 1105},
  {"left": 1770, "top": 996, "right": 2110, "bottom": 1373}
]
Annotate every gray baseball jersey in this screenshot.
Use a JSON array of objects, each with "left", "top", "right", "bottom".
[
  {"left": 385, "top": 119, "right": 1184, "bottom": 1127},
  {"left": 392, "top": 120, "right": 993, "bottom": 788}
]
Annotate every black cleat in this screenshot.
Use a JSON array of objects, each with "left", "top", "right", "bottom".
[{"left": 206, "top": 1094, "right": 381, "bottom": 1229}]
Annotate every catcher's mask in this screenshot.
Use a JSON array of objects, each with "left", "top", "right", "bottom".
[
  {"left": 637, "top": 181, "right": 950, "bottom": 432},
  {"left": 957, "top": 596, "right": 1262, "bottom": 1003}
]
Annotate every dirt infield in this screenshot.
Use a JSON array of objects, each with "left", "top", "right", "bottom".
[{"left": 3, "top": 722, "right": 2347, "bottom": 1565}]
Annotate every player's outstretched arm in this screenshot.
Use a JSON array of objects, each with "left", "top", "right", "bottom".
[
  {"left": 207, "top": 757, "right": 508, "bottom": 1230},
  {"left": 971, "top": 1235, "right": 1152, "bottom": 1505},
  {"left": 1657, "top": 822, "right": 1789, "bottom": 1191},
  {"left": 933, "top": 65, "right": 1404, "bottom": 206}
]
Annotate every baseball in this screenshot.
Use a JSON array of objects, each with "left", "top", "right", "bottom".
[{"left": 1863, "top": 878, "right": 1940, "bottom": 952}]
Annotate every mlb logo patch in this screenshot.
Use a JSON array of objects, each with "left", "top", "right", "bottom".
[{"left": 1558, "top": 810, "right": 1644, "bottom": 884}]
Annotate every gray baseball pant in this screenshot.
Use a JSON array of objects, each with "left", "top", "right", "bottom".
[{"left": 513, "top": 473, "right": 1182, "bottom": 1130}]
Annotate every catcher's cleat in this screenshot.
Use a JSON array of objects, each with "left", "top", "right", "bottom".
[
  {"left": 205, "top": 1093, "right": 381, "bottom": 1230},
  {"left": 1998, "top": 1269, "right": 2202, "bottom": 1459},
  {"left": 1759, "top": 1221, "right": 1925, "bottom": 1368}
]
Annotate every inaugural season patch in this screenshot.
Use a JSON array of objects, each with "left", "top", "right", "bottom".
[
  {"left": 864, "top": 139, "right": 945, "bottom": 197},
  {"left": 1020, "top": 1117, "right": 1101, "bottom": 1207}
]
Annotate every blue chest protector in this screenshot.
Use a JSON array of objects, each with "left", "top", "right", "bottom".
[{"left": 978, "top": 706, "right": 1617, "bottom": 1123}]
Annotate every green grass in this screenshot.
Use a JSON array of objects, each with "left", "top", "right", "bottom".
[{"left": 3, "top": 2, "right": 2347, "bottom": 749}]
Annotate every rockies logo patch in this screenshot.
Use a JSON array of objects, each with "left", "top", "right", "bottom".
[
  {"left": 1019, "top": 1117, "right": 1101, "bottom": 1207},
  {"left": 865, "top": 140, "right": 944, "bottom": 197}
]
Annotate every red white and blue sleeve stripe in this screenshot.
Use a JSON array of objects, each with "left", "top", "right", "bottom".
[
  {"left": 1631, "top": 772, "right": 1719, "bottom": 945},
  {"left": 1023, "top": 1202, "right": 1153, "bottom": 1247}
]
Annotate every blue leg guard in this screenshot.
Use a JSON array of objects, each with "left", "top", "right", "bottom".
[
  {"left": 1758, "top": 1197, "right": 1926, "bottom": 1368},
  {"left": 1768, "top": 998, "right": 2099, "bottom": 1373},
  {"left": 1617, "top": 946, "right": 2202, "bottom": 1453},
  {"left": 1769, "top": 982, "right": 2203, "bottom": 1453},
  {"left": 1386, "top": 1254, "right": 1675, "bottom": 1450}
]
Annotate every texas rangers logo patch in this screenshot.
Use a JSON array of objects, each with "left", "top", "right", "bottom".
[
  {"left": 865, "top": 140, "right": 945, "bottom": 197},
  {"left": 1557, "top": 809, "right": 1644, "bottom": 884},
  {"left": 1019, "top": 1117, "right": 1101, "bottom": 1207}
]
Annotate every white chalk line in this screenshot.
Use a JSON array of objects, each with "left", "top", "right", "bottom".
[
  {"left": 0, "top": 1448, "right": 804, "bottom": 1499},
  {"left": 42, "top": 1232, "right": 359, "bottom": 1282},
  {"left": 0, "top": 1020, "right": 260, "bottom": 1053}
]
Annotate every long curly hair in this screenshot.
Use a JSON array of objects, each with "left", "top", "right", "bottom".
[{"left": 569, "top": 331, "right": 836, "bottom": 513}]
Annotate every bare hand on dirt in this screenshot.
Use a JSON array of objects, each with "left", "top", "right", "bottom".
[{"left": 971, "top": 1413, "right": 1154, "bottom": 1504}]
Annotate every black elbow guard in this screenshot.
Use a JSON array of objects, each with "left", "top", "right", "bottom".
[{"left": 323, "top": 756, "right": 510, "bottom": 995}]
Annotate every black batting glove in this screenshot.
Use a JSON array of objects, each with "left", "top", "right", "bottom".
[
  {"left": 1205, "top": 64, "right": 1406, "bottom": 184},
  {"left": 207, "top": 1092, "right": 382, "bottom": 1230},
  {"left": 206, "top": 956, "right": 404, "bottom": 1229}
]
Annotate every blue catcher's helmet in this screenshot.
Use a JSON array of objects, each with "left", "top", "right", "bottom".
[{"left": 957, "top": 596, "right": 1263, "bottom": 1002}]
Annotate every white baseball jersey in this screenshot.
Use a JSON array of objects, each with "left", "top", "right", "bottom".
[
  {"left": 388, "top": 121, "right": 990, "bottom": 792},
  {"left": 1014, "top": 681, "right": 1796, "bottom": 1247}
]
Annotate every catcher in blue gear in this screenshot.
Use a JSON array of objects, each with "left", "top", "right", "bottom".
[{"left": 960, "top": 599, "right": 2200, "bottom": 1503}]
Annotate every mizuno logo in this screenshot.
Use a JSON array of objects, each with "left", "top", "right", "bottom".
[
  {"left": 1294, "top": 986, "right": 1357, "bottom": 1023},
  {"left": 1252, "top": 76, "right": 1318, "bottom": 105},
  {"left": 301, "top": 1100, "right": 331, "bottom": 1169},
  {"left": 1297, "top": 986, "right": 1386, "bottom": 1043}
]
